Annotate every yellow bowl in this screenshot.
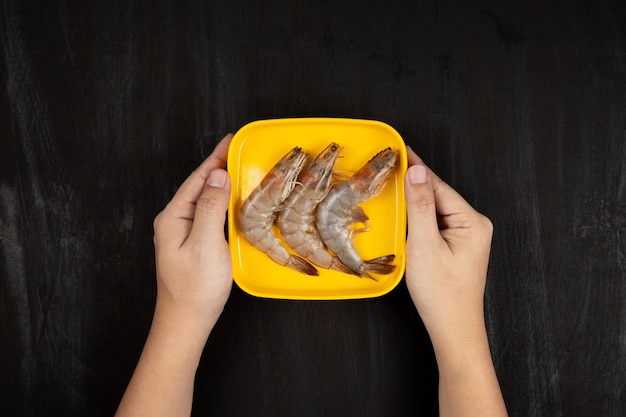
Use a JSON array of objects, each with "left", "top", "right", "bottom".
[{"left": 227, "top": 118, "right": 407, "bottom": 300}]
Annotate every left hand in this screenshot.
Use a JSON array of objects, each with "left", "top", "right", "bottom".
[{"left": 152, "top": 134, "right": 234, "bottom": 328}]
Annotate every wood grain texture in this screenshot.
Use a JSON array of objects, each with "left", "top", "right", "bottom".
[{"left": 1, "top": 0, "right": 624, "bottom": 416}]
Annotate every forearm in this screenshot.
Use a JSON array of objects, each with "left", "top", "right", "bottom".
[
  {"left": 429, "top": 321, "right": 507, "bottom": 417},
  {"left": 115, "top": 298, "right": 217, "bottom": 417}
]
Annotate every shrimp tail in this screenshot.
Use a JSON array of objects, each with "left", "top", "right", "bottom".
[
  {"left": 330, "top": 258, "right": 358, "bottom": 275},
  {"left": 287, "top": 255, "right": 320, "bottom": 276},
  {"left": 360, "top": 254, "right": 396, "bottom": 280},
  {"left": 367, "top": 254, "right": 395, "bottom": 265}
]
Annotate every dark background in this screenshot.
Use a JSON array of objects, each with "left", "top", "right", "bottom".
[{"left": 1, "top": 0, "right": 624, "bottom": 416}]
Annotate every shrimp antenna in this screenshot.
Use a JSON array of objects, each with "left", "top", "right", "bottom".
[{"left": 332, "top": 170, "right": 352, "bottom": 184}]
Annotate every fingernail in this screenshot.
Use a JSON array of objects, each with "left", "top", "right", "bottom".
[
  {"left": 407, "top": 165, "right": 428, "bottom": 184},
  {"left": 207, "top": 169, "right": 228, "bottom": 188}
]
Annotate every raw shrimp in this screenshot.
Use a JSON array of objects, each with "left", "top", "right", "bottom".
[
  {"left": 316, "top": 147, "right": 399, "bottom": 279},
  {"left": 239, "top": 147, "right": 318, "bottom": 275},
  {"left": 277, "top": 143, "right": 353, "bottom": 274}
]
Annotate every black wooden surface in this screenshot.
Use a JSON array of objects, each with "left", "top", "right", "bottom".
[{"left": 1, "top": 0, "right": 625, "bottom": 416}]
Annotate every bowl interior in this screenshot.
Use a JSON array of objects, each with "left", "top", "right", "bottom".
[{"left": 227, "top": 118, "right": 407, "bottom": 300}]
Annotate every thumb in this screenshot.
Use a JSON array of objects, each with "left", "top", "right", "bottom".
[
  {"left": 404, "top": 165, "right": 442, "bottom": 249},
  {"left": 186, "top": 168, "right": 231, "bottom": 246}
]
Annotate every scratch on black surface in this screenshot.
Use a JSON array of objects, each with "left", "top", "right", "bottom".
[
  {"left": 2, "top": 1, "right": 86, "bottom": 412},
  {"left": 480, "top": 7, "right": 525, "bottom": 46}
]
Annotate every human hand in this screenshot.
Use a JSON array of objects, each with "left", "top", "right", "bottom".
[
  {"left": 403, "top": 146, "right": 494, "bottom": 347},
  {"left": 115, "top": 135, "right": 234, "bottom": 417},
  {"left": 152, "top": 134, "right": 234, "bottom": 330},
  {"left": 403, "top": 147, "right": 507, "bottom": 416}
]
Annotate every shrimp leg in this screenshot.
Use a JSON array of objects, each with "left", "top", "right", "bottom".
[{"left": 316, "top": 147, "right": 399, "bottom": 279}]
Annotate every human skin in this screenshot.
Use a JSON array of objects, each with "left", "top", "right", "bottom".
[
  {"left": 404, "top": 147, "right": 508, "bottom": 417},
  {"left": 115, "top": 137, "right": 507, "bottom": 417},
  {"left": 115, "top": 134, "right": 234, "bottom": 417}
]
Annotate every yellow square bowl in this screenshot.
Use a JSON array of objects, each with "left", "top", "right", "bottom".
[{"left": 227, "top": 118, "right": 407, "bottom": 300}]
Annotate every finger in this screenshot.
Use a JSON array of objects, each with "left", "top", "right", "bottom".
[
  {"left": 154, "top": 134, "right": 233, "bottom": 248},
  {"left": 406, "top": 146, "right": 476, "bottom": 219},
  {"left": 404, "top": 164, "right": 444, "bottom": 249},
  {"left": 170, "top": 134, "right": 233, "bottom": 208},
  {"left": 406, "top": 145, "right": 423, "bottom": 166},
  {"left": 185, "top": 168, "right": 231, "bottom": 247}
]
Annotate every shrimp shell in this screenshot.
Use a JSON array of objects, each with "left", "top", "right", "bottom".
[
  {"left": 277, "top": 143, "right": 353, "bottom": 274},
  {"left": 316, "top": 147, "right": 399, "bottom": 279},
  {"left": 239, "top": 147, "right": 318, "bottom": 276}
]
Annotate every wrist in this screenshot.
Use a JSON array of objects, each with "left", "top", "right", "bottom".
[
  {"left": 150, "top": 295, "right": 218, "bottom": 359},
  {"left": 424, "top": 310, "right": 488, "bottom": 357},
  {"left": 426, "top": 315, "right": 493, "bottom": 374},
  {"left": 427, "top": 317, "right": 507, "bottom": 417},
  {"left": 155, "top": 286, "right": 223, "bottom": 328}
]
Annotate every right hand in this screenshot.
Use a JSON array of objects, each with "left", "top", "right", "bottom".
[{"left": 403, "top": 147, "right": 494, "bottom": 347}]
